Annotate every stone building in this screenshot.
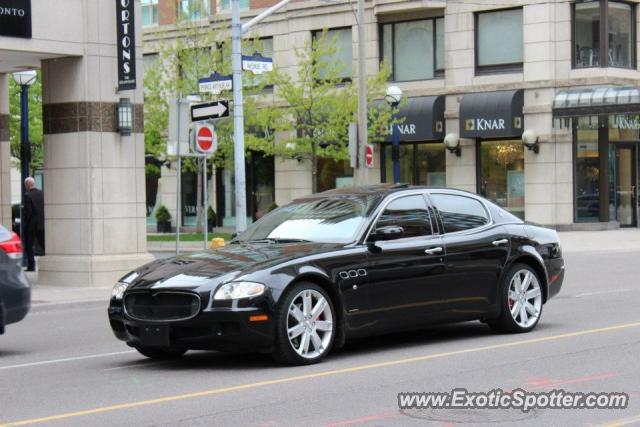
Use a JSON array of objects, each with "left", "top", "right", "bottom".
[{"left": 146, "top": 0, "right": 640, "bottom": 231}]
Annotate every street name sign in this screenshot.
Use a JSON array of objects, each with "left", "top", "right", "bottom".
[
  {"left": 242, "top": 52, "right": 273, "bottom": 75},
  {"left": 191, "top": 101, "right": 229, "bottom": 122},
  {"left": 199, "top": 72, "right": 233, "bottom": 95}
]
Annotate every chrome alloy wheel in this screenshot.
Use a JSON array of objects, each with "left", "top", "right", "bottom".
[
  {"left": 286, "top": 289, "right": 334, "bottom": 359},
  {"left": 508, "top": 269, "right": 543, "bottom": 328}
]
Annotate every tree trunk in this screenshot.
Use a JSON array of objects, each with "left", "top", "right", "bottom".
[
  {"left": 311, "top": 143, "right": 318, "bottom": 194},
  {"left": 195, "top": 157, "right": 203, "bottom": 233}
]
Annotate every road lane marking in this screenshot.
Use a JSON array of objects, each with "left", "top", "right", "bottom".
[
  {"left": 601, "top": 414, "right": 640, "bottom": 427},
  {"left": 0, "top": 351, "right": 136, "bottom": 371},
  {"left": 3, "top": 321, "right": 640, "bottom": 426},
  {"left": 525, "top": 372, "right": 620, "bottom": 390}
]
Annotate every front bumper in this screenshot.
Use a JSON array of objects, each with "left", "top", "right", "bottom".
[{"left": 108, "top": 301, "right": 275, "bottom": 353}]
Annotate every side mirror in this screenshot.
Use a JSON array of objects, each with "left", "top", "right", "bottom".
[{"left": 369, "top": 225, "right": 404, "bottom": 242}]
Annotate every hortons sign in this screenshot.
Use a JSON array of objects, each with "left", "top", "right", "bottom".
[
  {"left": 116, "top": 0, "right": 136, "bottom": 91},
  {"left": 0, "top": 0, "right": 32, "bottom": 38}
]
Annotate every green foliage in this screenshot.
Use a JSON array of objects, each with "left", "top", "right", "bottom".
[
  {"left": 155, "top": 204, "right": 171, "bottom": 222},
  {"left": 9, "top": 70, "right": 44, "bottom": 173},
  {"left": 145, "top": 162, "right": 161, "bottom": 178}
]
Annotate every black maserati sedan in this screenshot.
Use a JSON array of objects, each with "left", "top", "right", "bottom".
[{"left": 109, "top": 185, "right": 564, "bottom": 365}]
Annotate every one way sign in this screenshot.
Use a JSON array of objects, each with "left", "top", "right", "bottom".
[{"left": 190, "top": 101, "right": 229, "bottom": 122}]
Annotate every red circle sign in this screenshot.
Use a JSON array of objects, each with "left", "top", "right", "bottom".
[
  {"left": 365, "top": 145, "right": 374, "bottom": 168},
  {"left": 197, "top": 126, "right": 214, "bottom": 151}
]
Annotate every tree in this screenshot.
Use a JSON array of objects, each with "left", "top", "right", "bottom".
[
  {"left": 273, "top": 30, "right": 395, "bottom": 193},
  {"left": 9, "top": 70, "right": 44, "bottom": 174}
]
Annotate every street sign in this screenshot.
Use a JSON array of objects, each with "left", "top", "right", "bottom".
[
  {"left": 191, "top": 101, "right": 229, "bottom": 122},
  {"left": 242, "top": 52, "right": 273, "bottom": 75},
  {"left": 199, "top": 72, "right": 233, "bottom": 94},
  {"left": 365, "top": 144, "right": 374, "bottom": 168},
  {"left": 194, "top": 124, "right": 217, "bottom": 154}
]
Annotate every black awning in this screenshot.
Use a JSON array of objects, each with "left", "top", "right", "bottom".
[
  {"left": 459, "top": 89, "right": 524, "bottom": 138},
  {"left": 382, "top": 96, "right": 445, "bottom": 142}
]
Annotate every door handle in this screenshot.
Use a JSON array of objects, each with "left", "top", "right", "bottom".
[
  {"left": 492, "top": 239, "right": 509, "bottom": 246},
  {"left": 424, "top": 247, "right": 443, "bottom": 255}
]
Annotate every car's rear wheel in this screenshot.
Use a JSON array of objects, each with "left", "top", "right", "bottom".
[
  {"left": 490, "top": 263, "right": 544, "bottom": 333},
  {"left": 135, "top": 346, "right": 187, "bottom": 359},
  {"left": 273, "top": 282, "right": 335, "bottom": 365}
]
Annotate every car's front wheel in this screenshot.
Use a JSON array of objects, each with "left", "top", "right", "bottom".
[
  {"left": 490, "top": 263, "right": 544, "bottom": 333},
  {"left": 273, "top": 282, "right": 336, "bottom": 365},
  {"left": 135, "top": 346, "right": 187, "bottom": 359}
]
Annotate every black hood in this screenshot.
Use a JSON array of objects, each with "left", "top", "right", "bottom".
[{"left": 127, "top": 242, "right": 344, "bottom": 291}]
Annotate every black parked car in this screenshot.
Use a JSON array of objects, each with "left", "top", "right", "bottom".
[
  {"left": 109, "top": 185, "right": 564, "bottom": 365},
  {"left": 0, "top": 225, "right": 31, "bottom": 335}
]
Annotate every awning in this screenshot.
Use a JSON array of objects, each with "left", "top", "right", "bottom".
[
  {"left": 459, "top": 89, "right": 524, "bottom": 138},
  {"left": 382, "top": 96, "right": 445, "bottom": 142},
  {"left": 553, "top": 86, "right": 640, "bottom": 117}
]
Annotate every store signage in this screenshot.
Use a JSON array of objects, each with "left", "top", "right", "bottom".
[
  {"left": 617, "top": 116, "right": 640, "bottom": 130},
  {"left": 0, "top": 0, "right": 32, "bottom": 38},
  {"left": 381, "top": 96, "right": 445, "bottom": 143},
  {"left": 465, "top": 118, "right": 506, "bottom": 132},
  {"left": 116, "top": 0, "right": 137, "bottom": 91},
  {"left": 459, "top": 90, "right": 524, "bottom": 139}
]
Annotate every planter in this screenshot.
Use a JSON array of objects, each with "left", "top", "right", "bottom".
[{"left": 157, "top": 220, "right": 171, "bottom": 233}]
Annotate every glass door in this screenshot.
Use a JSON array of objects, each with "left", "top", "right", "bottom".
[{"left": 615, "top": 146, "right": 637, "bottom": 226}]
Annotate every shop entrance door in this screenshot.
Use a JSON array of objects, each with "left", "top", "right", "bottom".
[{"left": 614, "top": 146, "right": 637, "bottom": 227}]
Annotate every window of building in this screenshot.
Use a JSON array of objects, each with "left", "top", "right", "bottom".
[
  {"left": 381, "top": 18, "right": 444, "bottom": 81},
  {"left": 381, "top": 142, "right": 446, "bottom": 186},
  {"left": 478, "top": 140, "right": 525, "bottom": 218},
  {"left": 217, "top": 0, "right": 249, "bottom": 13},
  {"left": 430, "top": 194, "right": 490, "bottom": 233},
  {"left": 574, "top": 117, "right": 601, "bottom": 221},
  {"left": 141, "top": 0, "right": 159, "bottom": 27},
  {"left": 376, "top": 195, "right": 433, "bottom": 238},
  {"left": 317, "top": 159, "right": 353, "bottom": 193},
  {"left": 475, "top": 8, "right": 523, "bottom": 73},
  {"left": 574, "top": 1, "right": 635, "bottom": 69},
  {"left": 179, "top": 0, "right": 211, "bottom": 20},
  {"left": 312, "top": 28, "right": 353, "bottom": 80}
]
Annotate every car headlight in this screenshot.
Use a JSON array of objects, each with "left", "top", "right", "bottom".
[
  {"left": 111, "top": 282, "right": 129, "bottom": 300},
  {"left": 214, "top": 281, "right": 265, "bottom": 300}
]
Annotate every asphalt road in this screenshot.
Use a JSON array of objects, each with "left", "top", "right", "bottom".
[{"left": 1, "top": 250, "right": 639, "bottom": 427}]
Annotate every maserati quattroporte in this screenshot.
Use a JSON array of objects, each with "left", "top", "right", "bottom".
[{"left": 109, "top": 185, "right": 564, "bottom": 365}]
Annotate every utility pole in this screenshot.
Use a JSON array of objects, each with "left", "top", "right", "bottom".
[
  {"left": 231, "top": 0, "right": 293, "bottom": 233},
  {"left": 356, "top": 0, "right": 368, "bottom": 186}
]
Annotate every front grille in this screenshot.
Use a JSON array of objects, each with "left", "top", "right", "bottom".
[{"left": 124, "top": 291, "right": 201, "bottom": 322}]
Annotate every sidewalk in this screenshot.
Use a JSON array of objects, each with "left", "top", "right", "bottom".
[{"left": 27, "top": 229, "right": 640, "bottom": 305}]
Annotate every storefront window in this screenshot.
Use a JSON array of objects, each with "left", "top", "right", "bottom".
[
  {"left": 478, "top": 140, "right": 525, "bottom": 218},
  {"left": 573, "top": 1, "right": 635, "bottom": 69},
  {"left": 381, "top": 17, "right": 444, "bottom": 81},
  {"left": 476, "top": 8, "right": 523, "bottom": 72},
  {"left": 317, "top": 159, "right": 353, "bottom": 193},
  {"left": 575, "top": 118, "right": 600, "bottom": 221},
  {"left": 382, "top": 142, "right": 446, "bottom": 186},
  {"left": 313, "top": 28, "right": 353, "bottom": 80}
]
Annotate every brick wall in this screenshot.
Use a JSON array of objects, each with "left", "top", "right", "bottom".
[{"left": 159, "top": 0, "right": 177, "bottom": 25}]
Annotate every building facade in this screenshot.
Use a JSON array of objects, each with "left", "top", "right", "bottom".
[
  {"left": 0, "top": 0, "right": 152, "bottom": 286},
  {"left": 144, "top": 0, "right": 640, "bottom": 230}
]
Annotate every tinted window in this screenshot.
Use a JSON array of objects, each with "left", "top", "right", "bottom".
[
  {"left": 431, "top": 194, "right": 489, "bottom": 233},
  {"left": 376, "top": 195, "right": 432, "bottom": 238}
]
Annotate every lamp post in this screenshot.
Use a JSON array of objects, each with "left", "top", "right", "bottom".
[
  {"left": 385, "top": 86, "right": 403, "bottom": 183},
  {"left": 12, "top": 70, "right": 37, "bottom": 267}
]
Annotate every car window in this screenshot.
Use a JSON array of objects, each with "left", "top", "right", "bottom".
[
  {"left": 430, "top": 194, "right": 490, "bottom": 233},
  {"left": 375, "top": 195, "right": 432, "bottom": 238}
]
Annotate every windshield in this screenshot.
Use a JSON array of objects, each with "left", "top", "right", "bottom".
[{"left": 236, "top": 197, "right": 373, "bottom": 244}]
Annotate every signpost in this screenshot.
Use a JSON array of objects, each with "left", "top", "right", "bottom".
[
  {"left": 198, "top": 72, "right": 233, "bottom": 95},
  {"left": 191, "top": 101, "right": 229, "bottom": 122}
]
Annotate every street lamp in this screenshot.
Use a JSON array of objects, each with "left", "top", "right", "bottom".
[
  {"left": 13, "top": 70, "right": 37, "bottom": 267},
  {"left": 385, "top": 86, "right": 403, "bottom": 183}
]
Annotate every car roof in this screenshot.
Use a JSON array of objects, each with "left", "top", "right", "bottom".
[{"left": 306, "top": 184, "right": 480, "bottom": 199}]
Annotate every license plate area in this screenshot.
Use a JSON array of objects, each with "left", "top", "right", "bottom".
[{"left": 139, "top": 324, "right": 170, "bottom": 347}]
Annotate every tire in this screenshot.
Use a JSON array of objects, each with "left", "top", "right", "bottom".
[
  {"left": 490, "top": 263, "right": 544, "bottom": 334},
  {"left": 135, "top": 346, "right": 187, "bottom": 359},
  {"left": 272, "top": 282, "right": 336, "bottom": 365}
]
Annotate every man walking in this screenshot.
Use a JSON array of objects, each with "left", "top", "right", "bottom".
[{"left": 23, "top": 177, "right": 45, "bottom": 272}]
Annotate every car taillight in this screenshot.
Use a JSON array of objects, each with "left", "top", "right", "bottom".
[{"left": 0, "top": 232, "right": 23, "bottom": 260}]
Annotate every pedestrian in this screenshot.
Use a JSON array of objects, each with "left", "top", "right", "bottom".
[{"left": 23, "top": 177, "right": 45, "bottom": 272}]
